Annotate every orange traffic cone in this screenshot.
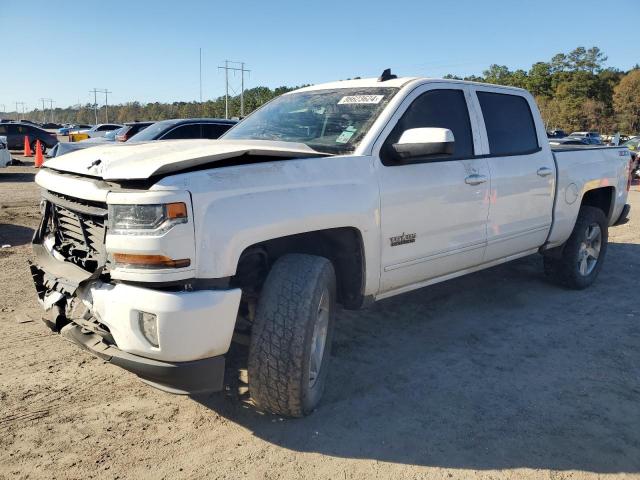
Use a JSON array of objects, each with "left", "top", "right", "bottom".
[
  {"left": 34, "top": 140, "right": 44, "bottom": 168},
  {"left": 23, "top": 136, "right": 33, "bottom": 157}
]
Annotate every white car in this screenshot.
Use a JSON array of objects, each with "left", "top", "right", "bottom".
[
  {"left": 30, "top": 73, "right": 631, "bottom": 416},
  {"left": 70, "top": 123, "right": 122, "bottom": 138},
  {"left": 0, "top": 136, "right": 11, "bottom": 167}
]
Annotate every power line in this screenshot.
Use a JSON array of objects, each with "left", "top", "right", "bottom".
[
  {"left": 217, "top": 60, "right": 250, "bottom": 118},
  {"left": 89, "top": 89, "right": 99, "bottom": 124},
  {"left": 15, "top": 102, "right": 25, "bottom": 117},
  {"left": 48, "top": 99, "right": 56, "bottom": 123},
  {"left": 89, "top": 88, "right": 112, "bottom": 123},
  {"left": 40, "top": 98, "right": 52, "bottom": 123}
]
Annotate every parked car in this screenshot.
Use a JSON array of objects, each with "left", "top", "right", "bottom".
[
  {"left": 0, "top": 122, "right": 58, "bottom": 153},
  {"left": 30, "top": 74, "right": 631, "bottom": 417},
  {"left": 127, "top": 118, "right": 237, "bottom": 142},
  {"left": 549, "top": 137, "right": 590, "bottom": 146},
  {"left": 0, "top": 135, "right": 11, "bottom": 167},
  {"left": 69, "top": 123, "right": 123, "bottom": 142},
  {"left": 41, "top": 122, "right": 63, "bottom": 130},
  {"left": 58, "top": 124, "right": 92, "bottom": 135},
  {"left": 567, "top": 131, "right": 602, "bottom": 145},
  {"left": 48, "top": 127, "right": 126, "bottom": 157},
  {"left": 115, "top": 121, "right": 154, "bottom": 142},
  {"left": 623, "top": 136, "right": 640, "bottom": 152},
  {"left": 547, "top": 129, "right": 567, "bottom": 138}
]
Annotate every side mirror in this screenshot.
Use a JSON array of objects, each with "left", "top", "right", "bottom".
[{"left": 392, "top": 127, "right": 455, "bottom": 160}]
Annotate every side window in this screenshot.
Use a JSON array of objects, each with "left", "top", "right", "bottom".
[
  {"left": 202, "top": 123, "right": 231, "bottom": 139},
  {"left": 381, "top": 89, "right": 474, "bottom": 165},
  {"left": 161, "top": 124, "right": 202, "bottom": 140},
  {"left": 477, "top": 91, "right": 539, "bottom": 156},
  {"left": 0, "top": 125, "right": 6, "bottom": 135}
]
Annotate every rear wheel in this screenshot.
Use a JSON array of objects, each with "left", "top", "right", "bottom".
[
  {"left": 31, "top": 140, "right": 46, "bottom": 155},
  {"left": 248, "top": 254, "right": 336, "bottom": 417},
  {"left": 544, "top": 206, "right": 608, "bottom": 289}
]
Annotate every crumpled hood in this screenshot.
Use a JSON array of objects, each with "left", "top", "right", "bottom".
[{"left": 43, "top": 139, "right": 324, "bottom": 180}]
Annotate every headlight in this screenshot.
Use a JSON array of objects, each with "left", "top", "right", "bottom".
[{"left": 108, "top": 202, "right": 188, "bottom": 235}]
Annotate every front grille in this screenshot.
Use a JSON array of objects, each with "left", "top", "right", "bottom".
[
  {"left": 53, "top": 203, "right": 106, "bottom": 256},
  {"left": 42, "top": 190, "right": 108, "bottom": 272}
]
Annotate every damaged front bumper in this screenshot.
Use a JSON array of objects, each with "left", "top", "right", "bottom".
[
  {"left": 30, "top": 239, "right": 242, "bottom": 395},
  {"left": 60, "top": 323, "right": 226, "bottom": 394}
]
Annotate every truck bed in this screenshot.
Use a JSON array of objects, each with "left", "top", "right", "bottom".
[{"left": 546, "top": 145, "right": 630, "bottom": 248}]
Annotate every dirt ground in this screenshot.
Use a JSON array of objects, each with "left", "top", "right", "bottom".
[{"left": 1, "top": 152, "right": 639, "bottom": 480}]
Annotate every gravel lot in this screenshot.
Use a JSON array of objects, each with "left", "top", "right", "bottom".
[{"left": 1, "top": 153, "right": 639, "bottom": 480}]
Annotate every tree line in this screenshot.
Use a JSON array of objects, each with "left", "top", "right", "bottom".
[
  {"left": 10, "top": 46, "right": 640, "bottom": 134},
  {"left": 13, "top": 85, "right": 300, "bottom": 126},
  {"left": 445, "top": 46, "right": 640, "bottom": 134}
]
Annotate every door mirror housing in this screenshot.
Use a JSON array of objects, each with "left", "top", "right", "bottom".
[{"left": 392, "top": 127, "right": 455, "bottom": 160}]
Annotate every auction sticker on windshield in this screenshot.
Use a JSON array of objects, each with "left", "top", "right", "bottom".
[{"left": 338, "top": 95, "right": 384, "bottom": 105}]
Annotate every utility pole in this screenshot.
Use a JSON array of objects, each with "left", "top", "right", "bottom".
[
  {"left": 89, "top": 89, "right": 111, "bottom": 123},
  {"left": 241, "top": 62, "right": 245, "bottom": 117},
  {"left": 199, "top": 48, "right": 203, "bottom": 104},
  {"left": 40, "top": 98, "right": 52, "bottom": 123},
  {"left": 102, "top": 89, "right": 111, "bottom": 122},
  {"left": 90, "top": 89, "right": 99, "bottom": 124},
  {"left": 16, "top": 102, "right": 25, "bottom": 118},
  {"left": 48, "top": 99, "right": 55, "bottom": 123},
  {"left": 0, "top": 104, "right": 5, "bottom": 114},
  {"left": 40, "top": 98, "right": 47, "bottom": 122},
  {"left": 218, "top": 60, "right": 250, "bottom": 119}
]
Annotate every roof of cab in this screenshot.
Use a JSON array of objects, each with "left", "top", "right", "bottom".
[{"left": 294, "top": 76, "right": 529, "bottom": 94}]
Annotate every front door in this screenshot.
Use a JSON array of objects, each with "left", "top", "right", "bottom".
[{"left": 376, "top": 86, "right": 490, "bottom": 295}]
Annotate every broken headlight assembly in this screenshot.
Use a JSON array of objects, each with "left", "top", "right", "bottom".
[
  {"left": 108, "top": 202, "right": 188, "bottom": 235},
  {"left": 108, "top": 202, "right": 192, "bottom": 270}
]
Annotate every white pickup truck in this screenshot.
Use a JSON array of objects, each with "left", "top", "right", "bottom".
[{"left": 30, "top": 72, "right": 631, "bottom": 416}]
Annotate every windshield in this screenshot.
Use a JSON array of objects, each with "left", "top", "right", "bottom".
[
  {"left": 223, "top": 87, "right": 398, "bottom": 154},
  {"left": 128, "top": 121, "right": 173, "bottom": 142}
]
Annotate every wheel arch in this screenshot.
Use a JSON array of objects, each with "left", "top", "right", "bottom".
[
  {"left": 232, "top": 227, "right": 367, "bottom": 310},
  {"left": 580, "top": 186, "right": 615, "bottom": 221}
]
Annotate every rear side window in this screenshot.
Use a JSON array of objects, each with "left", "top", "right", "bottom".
[
  {"left": 202, "top": 123, "right": 232, "bottom": 139},
  {"left": 477, "top": 91, "right": 539, "bottom": 156},
  {"left": 161, "top": 124, "right": 202, "bottom": 140},
  {"left": 382, "top": 89, "right": 474, "bottom": 164}
]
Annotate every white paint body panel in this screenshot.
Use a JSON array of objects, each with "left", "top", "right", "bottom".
[
  {"left": 33, "top": 76, "right": 630, "bottom": 363},
  {"left": 79, "top": 281, "right": 241, "bottom": 362}
]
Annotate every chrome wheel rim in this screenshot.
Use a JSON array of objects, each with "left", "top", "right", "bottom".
[
  {"left": 578, "top": 223, "right": 602, "bottom": 276},
  {"left": 309, "top": 288, "right": 330, "bottom": 388}
]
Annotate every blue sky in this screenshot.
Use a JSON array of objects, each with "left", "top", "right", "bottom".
[{"left": 1, "top": 0, "right": 638, "bottom": 113}]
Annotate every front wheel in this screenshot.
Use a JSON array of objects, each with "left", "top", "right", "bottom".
[
  {"left": 31, "top": 141, "right": 46, "bottom": 155},
  {"left": 544, "top": 206, "right": 608, "bottom": 289},
  {"left": 248, "top": 254, "right": 336, "bottom": 417}
]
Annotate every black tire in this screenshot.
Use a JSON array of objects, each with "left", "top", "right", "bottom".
[
  {"left": 248, "top": 254, "right": 336, "bottom": 417},
  {"left": 31, "top": 140, "right": 46, "bottom": 155},
  {"left": 544, "top": 206, "right": 608, "bottom": 289}
]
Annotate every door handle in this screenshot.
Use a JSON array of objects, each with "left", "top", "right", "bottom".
[
  {"left": 464, "top": 174, "right": 488, "bottom": 186},
  {"left": 537, "top": 167, "right": 553, "bottom": 177}
]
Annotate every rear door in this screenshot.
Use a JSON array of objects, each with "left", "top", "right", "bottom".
[
  {"left": 471, "top": 88, "right": 555, "bottom": 261},
  {"left": 376, "top": 85, "right": 490, "bottom": 294}
]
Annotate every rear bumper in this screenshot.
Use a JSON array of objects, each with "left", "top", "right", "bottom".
[
  {"left": 60, "top": 323, "right": 225, "bottom": 394},
  {"left": 613, "top": 204, "right": 631, "bottom": 226}
]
